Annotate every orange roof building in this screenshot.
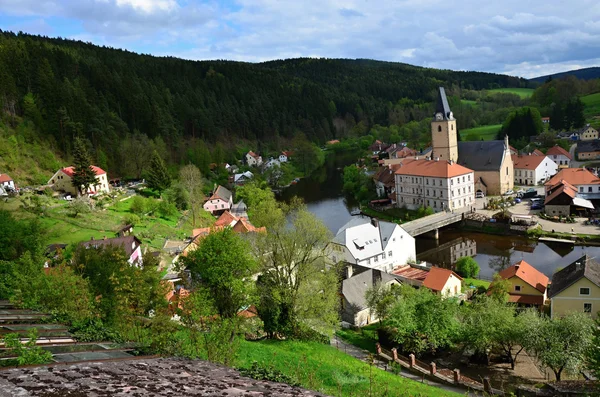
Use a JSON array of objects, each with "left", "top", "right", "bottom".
[
  {"left": 544, "top": 168, "right": 600, "bottom": 193},
  {"left": 394, "top": 158, "right": 475, "bottom": 212},
  {"left": 47, "top": 165, "right": 110, "bottom": 196},
  {"left": 493, "top": 260, "right": 549, "bottom": 307},
  {"left": 546, "top": 145, "right": 572, "bottom": 167},
  {"left": 422, "top": 267, "right": 463, "bottom": 298},
  {"left": 512, "top": 154, "right": 558, "bottom": 186}
]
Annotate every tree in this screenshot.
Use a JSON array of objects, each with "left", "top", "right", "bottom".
[
  {"left": 179, "top": 228, "right": 257, "bottom": 318},
  {"left": 499, "top": 107, "right": 543, "bottom": 142},
  {"left": 71, "top": 136, "right": 97, "bottom": 195},
  {"left": 293, "top": 133, "right": 324, "bottom": 176},
  {"left": 586, "top": 315, "right": 600, "bottom": 379},
  {"left": 387, "top": 285, "right": 460, "bottom": 354},
  {"left": 455, "top": 256, "right": 479, "bottom": 278},
  {"left": 529, "top": 312, "right": 594, "bottom": 381},
  {"left": 487, "top": 273, "right": 511, "bottom": 303},
  {"left": 178, "top": 164, "right": 204, "bottom": 227},
  {"left": 147, "top": 150, "right": 171, "bottom": 193},
  {"left": 365, "top": 281, "right": 401, "bottom": 324}
]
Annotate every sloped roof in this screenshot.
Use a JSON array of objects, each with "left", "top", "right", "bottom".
[
  {"left": 0, "top": 174, "right": 13, "bottom": 183},
  {"left": 423, "top": 267, "right": 461, "bottom": 292},
  {"left": 392, "top": 265, "right": 429, "bottom": 282},
  {"left": 435, "top": 87, "right": 453, "bottom": 120},
  {"left": 232, "top": 218, "right": 266, "bottom": 233},
  {"left": 234, "top": 171, "right": 253, "bottom": 183},
  {"left": 507, "top": 294, "right": 545, "bottom": 305},
  {"left": 61, "top": 166, "right": 106, "bottom": 177},
  {"left": 545, "top": 180, "right": 577, "bottom": 205},
  {"left": 532, "top": 149, "right": 544, "bottom": 156},
  {"left": 214, "top": 211, "right": 239, "bottom": 227},
  {"left": 208, "top": 185, "right": 232, "bottom": 202},
  {"left": 247, "top": 151, "right": 260, "bottom": 158},
  {"left": 374, "top": 165, "right": 400, "bottom": 187},
  {"left": 342, "top": 269, "right": 398, "bottom": 310},
  {"left": 394, "top": 158, "right": 473, "bottom": 178},
  {"left": 457, "top": 141, "right": 507, "bottom": 171},
  {"left": 498, "top": 260, "right": 549, "bottom": 293},
  {"left": 512, "top": 154, "right": 548, "bottom": 171},
  {"left": 80, "top": 235, "right": 141, "bottom": 257},
  {"left": 545, "top": 168, "right": 600, "bottom": 187},
  {"left": 549, "top": 255, "right": 600, "bottom": 298},
  {"left": 577, "top": 140, "right": 600, "bottom": 153},
  {"left": 546, "top": 145, "right": 573, "bottom": 160}
]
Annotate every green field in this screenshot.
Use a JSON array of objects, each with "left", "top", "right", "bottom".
[
  {"left": 459, "top": 124, "right": 502, "bottom": 141},
  {"left": 463, "top": 278, "right": 490, "bottom": 289},
  {"left": 582, "top": 92, "right": 600, "bottom": 119},
  {"left": 236, "top": 339, "right": 461, "bottom": 397},
  {"left": 460, "top": 99, "right": 478, "bottom": 107},
  {"left": 488, "top": 88, "right": 534, "bottom": 98}
]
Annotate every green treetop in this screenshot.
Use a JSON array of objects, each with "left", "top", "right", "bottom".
[
  {"left": 71, "top": 137, "right": 97, "bottom": 195},
  {"left": 147, "top": 150, "right": 172, "bottom": 193}
]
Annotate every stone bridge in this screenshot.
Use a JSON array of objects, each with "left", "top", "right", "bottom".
[{"left": 401, "top": 209, "right": 468, "bottom": 238}]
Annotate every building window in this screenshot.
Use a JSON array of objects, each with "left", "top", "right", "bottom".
[
  {"left": 374, "top": 256, "right": 378, "bottom": 263},
  {"left": 506, "top": 167, "right": 508, "bottom": 175},
  {"left": 388, "top": 251, "right": 392, "bottom": 257},
  {"left": 451, "top": 179, "right": 454, "bottom": 185},
  {"left": 462, "top": 176, "right": 465, "bottom": 183},
  {"left": 426, "top": 179, "right": 429, "bottom": 185},
  {"left": 438, "top": 125, "right": 442, "bottom": 132},
  {"left": 580, "top": 187, "right": 584, "bottom": 193},
  {"left": 382, "top": 252, "right": 386, "bottom": 259},
  {"left": 590, "top": 187, "right": 593, "bottom": 192},
  {"left": 580, "top": 287, "right": 591, "bottom": 295},
  {"left": 439, "top": 180, "right": 442, "bottom": 186},
  {"left": 584, "top": 303, "right": 592, "bottom": 313},
  {"left": 515, "top": 285, "right": 521, "bottom": 292}
]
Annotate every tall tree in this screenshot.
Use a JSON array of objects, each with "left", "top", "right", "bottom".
[
  {"left": 178, "top": 164, "right": 204, "bottom": 227},
  {"left": 71, "top": 136, "right": 97, "bottom": 196},
  {"left": 147, "top": 150, "right": 172, "bottom": 193}
]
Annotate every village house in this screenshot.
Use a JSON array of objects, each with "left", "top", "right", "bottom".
[
  {"left": 373, "top": 164, "right": 400, "bottom": 199},
  {"left": 368, "top": 140, "right": 389, "bottom": 155},
  {"left": 546, "top": 145, "right": 572, "bottom": 167},
  {"left": 544, "top": 180, "right": 590, "bottom": 216},
  {"left": 576, "top": 139, "right": 600, "bottom": 160},
  {"left": 541, "top": 116, "right": 550, "bottom": 124},
  {"left": 579, "top": 124, "right": 599, "bottom": 141},
  {"left": 544, "top": 168, "right": 600, "bottom": 199},
  {"left": 203, "top": 185, "right": 233, "bottom": 215},
  {"left": 245, "top": 151, "right": 263, "bottom": 167},
  {"left": 341, "top": 267, "right": 399, "bottom": 326},
  {"left": 233, "top": 171, "right": 254, "bottom": 186},
  {"left": 330, "top": 217, "right": 416, "bottom": 273},
  {"left": 81, "top": 235, "right": 143, "bottom": 266},
  {"left": 264, "top": 158, "right": 280, "bottom": 168},
  {"left": 47, "top": 166, "right": 109, "bottom": 196},
  {"left": 392, "top": 264, "right": 463, "bottom": 298},
  {"left": 494, "top": 260, "right": 549, "bottom": 308},
  {"left": 549, "top": 255, "right": 600, "bottom": 319},
  {"left": 279, "top": 151, "right": 292, "bottom": 162},
  {"left": 430, "top": 87, "right": 514, "bottom": 196},
  {"left": 0, "top": 173, "right": 15, "bottom": 191},
  {"left": 394, "top": 158, "right": 475, "bottom": 212},
  {"left": 511, "top": 153, "right": 558, "bottom": 186}
]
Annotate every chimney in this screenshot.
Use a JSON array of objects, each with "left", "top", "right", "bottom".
[
  {"left": 346, "top": 265, "right": 353, "bottom": 279},
  {"left": 415, "top": 156, "right": 419, "bottom": 160},
  {"left": 504, "top": 134, "right": 509, "bottom": 149},
  {"left": 371, "top": 218, "right": 379, "bottom": 228},
  {"left": 435, "top": 157, "right": 440, "bottom": 162}
]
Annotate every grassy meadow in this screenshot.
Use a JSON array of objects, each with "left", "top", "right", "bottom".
[
  {"left": 459, "top": 124, "right": 502, "bottom": 141},
  {"left": 581, "top": 92, "right": 600, "bottom": 121},
  {"left": 488, "top": 88, "right": 534, "bottom": 98}
]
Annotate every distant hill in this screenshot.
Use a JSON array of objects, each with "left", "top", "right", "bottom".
[{"left": 530, "top": 67, "right": 600, "bottom": 83}]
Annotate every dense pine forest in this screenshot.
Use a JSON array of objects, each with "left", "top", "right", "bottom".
[{"left": 0, "top": 31, "right": 528, "bottom": 180}]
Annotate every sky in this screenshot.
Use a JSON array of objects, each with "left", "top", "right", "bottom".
[{"left": 1, "top": 0, "right": 600, "bottom": 78}]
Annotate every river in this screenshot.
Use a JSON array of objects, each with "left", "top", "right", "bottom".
[{"left": 278, "top": 152, "right": 600, "bottom": 278}]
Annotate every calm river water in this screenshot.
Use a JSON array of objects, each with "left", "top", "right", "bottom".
[{"left": 278, "top": 152, "right": 600, "bottom": 278}]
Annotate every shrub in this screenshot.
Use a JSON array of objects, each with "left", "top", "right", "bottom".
[
  {"left": 69, "top": 197, "right": 93, "bottom": 217},
  {"left": 122, "top": 214, "right": 141, "bottom": 226},
  {"left": 455, "top": 256, "right": 480, "bottom": 278},
  {"left": 70, "top": 318, "right": 124, "bottom": 343},
  {"left": 157, "top": 200, "right": 178, "bottom": 218},
  {"left": 3, "top": 329, "right": 53, "bottom": 365},
  {"left": 130, "top": 195, "right": 147, "bottom": 215},
  {"left": 239, "top": 361, "right": 300, "bottom": 386}
]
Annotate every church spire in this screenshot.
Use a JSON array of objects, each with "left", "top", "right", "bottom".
[{"left": 434, "top": 87, "right": 454, "bottom": 121}]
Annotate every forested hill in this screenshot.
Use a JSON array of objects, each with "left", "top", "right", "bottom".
[
  {"left": 529, "top": 67, "right": 600, "bottom": 83},
  {"left": 0, "top": 31, "right": 526, "bottom": 177}
]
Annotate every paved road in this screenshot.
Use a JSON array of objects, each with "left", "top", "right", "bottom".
[{"left": 330, "top": 336, "right": 480, "bottom": 396}]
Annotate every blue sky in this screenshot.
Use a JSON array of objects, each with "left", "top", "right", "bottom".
[{"left": 1, "top": 0, "right": 599, "bottom": 78}]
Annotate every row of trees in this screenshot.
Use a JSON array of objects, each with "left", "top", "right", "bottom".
[{"left": 367, "top": 282, "right": 595, "bottom": 380}]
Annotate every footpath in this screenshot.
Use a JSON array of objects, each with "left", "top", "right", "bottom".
[{"left": 330, "top": 336, "right": 480, "bottom": 396}]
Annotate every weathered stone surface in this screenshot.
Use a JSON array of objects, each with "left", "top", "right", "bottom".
[{"left": 0, "top": 358, "right": 329, "bottom": 396}]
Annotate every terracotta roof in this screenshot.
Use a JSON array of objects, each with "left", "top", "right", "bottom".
[
  {"left": 374, "top": 165, "right": 401, "bottom": 187},
  {"left": 327, "top": 140, "right": 340, "bottom": 145},
  {"left": 0, "top": 174, "right": 13, "bottom": 183},
  {"left": 498, "top": 260, "right": 549, "bottom": 293},
  {"left": 423, "top": 267, "right": 462, "bottom": 292},
  {"left": 392, "top": 265, "right": 429, "bottom": 281},
  {"left": 545, "top": 180, "right": 577, "bottom": 205},
  {"left": 546, "top": 145, "right": 573, "bottom": 160},
  {"left": 232, "top": 218, "right": 266, "bottom": 233},
  {"left": 214, "top": 211, "right": 239, "bottom": 227},
  {"left": 545, "top": 168, "right": 600, "bottom": 187},
  {"left": 394, "top": 158, "right": 473, "bottom": 178},
  {"left": 61, "top": 166, "right": 106, "bottom": 177},
  {"left": 511, "top": 154, "right": 547, "bottom": 170},
  {"left": 532, "top": 149, "right": 544, "bottom": 156},
  {"left": 507, "top": 294, "right": 545, "bottom": 305},
  {"left": 394, "top": 147, "right": 418, "bottom": 158},
  {"left": 281, "top": 151, "right": 293, "bottom": 157},
  {"left": 247, "top": 151, "right": 260, "bottom": 158}
]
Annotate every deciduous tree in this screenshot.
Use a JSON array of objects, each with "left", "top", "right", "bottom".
[
  {"left": 455, "top": 256, "right": 480, "bottom": 278},
  {"left": 178, "top": 164, "right": 204, "bottom": 227}
]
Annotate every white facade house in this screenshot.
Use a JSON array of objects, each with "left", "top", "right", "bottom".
[
  {"left": 245, "top": 151, "right": 263, "bottom": 167},
  {"left": 0, "top": 173, "right": 15, "bottom": 190},
  {"left": 48, "top": 166, "right": 109, "bottom": 196},
  {"left": 279, "top": 151, "right": 291, "bottom": 163},
  {"left": 203, "top": 185, "right": 233, "bottom": 214},
  {"left": 512, "top": 154, "right": 558, "bottom": 186},
  {"left": 545, "top": 168, "right": 600, "bottom": 198},
  {"left": 233, "top": 171, "right": 254, "bottom": 185},
  {"left": 330, "top": 217, "right": 416, "bottom": 272},
  {"left": 545, "top": 145, "right": 572, "bottom": 167},
  {"left": 394, "top": 158, "right": 475, "bottom": 212},
  {"left": 264, "top": 158, "right": 281, "bottom": 168}
]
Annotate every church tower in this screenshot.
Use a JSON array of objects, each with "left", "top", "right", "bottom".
[{"left": 431, "top": 87, "right": 458, "bottom": 162}]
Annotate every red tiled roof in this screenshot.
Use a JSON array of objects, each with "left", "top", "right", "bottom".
[
  {"left": 423, "top": 267, "right": 462, "bottom": 292},
  {"left": 546, "top": 145, "right": 573, "bottom": 160},
  {"left": 545, "top": 180, "right": 577, "bottom": 205},
  {"left": 507, "top": 294, "right": 545, "bottom": 305},
  {"left": 498, "top": 260, "right": 549, "bottom": 293},
  {"left": 395, "top": 158, "right": 473, "bottom": 178},
  {"left": 214, "top": 211, "right": 239, "bottom": 227},
  {"left": 532, "top": 149, "right": 544, "bottom": 156},
  {"left": 0, "top": 174, "right": 13, "bottom": 183},
  {"left": 511, "top": 154, "right": 547, "bottom": 170},
  {"left": 61, "top": 166, "right": 106, "bottom": 177},
  {"left": 232, "top": 218, "right": 266, "bottom": 233},
  {"left": 392, "top": 265, "right": 429, "bottom": 281},
  {"left": 327, "top": 140, "right": 340, "bottom": 145},
  {"left": 545, "top": 168, "right": 600, "bottom": 187}
]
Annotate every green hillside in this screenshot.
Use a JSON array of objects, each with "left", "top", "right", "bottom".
[
  {"left": 459, "top": 124, "right": 502, "bottom": 141},
  {"left": 488, "top": 88, "right": 534, "bottom": 98},
  {"left": 582, "top": 92, "right": 600, "bottom": 120}
]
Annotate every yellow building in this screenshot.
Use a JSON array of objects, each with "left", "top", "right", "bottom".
[
  {"left": 47, "top": 166, "right": 109, "bottom": 196},
  {"left": 496, "top": 260, "right": 549, "bottom": 308},
  {"left": 579, "top": 124, "right": 599, "bottom": 141},
  {"left": 549, "top": 255, "right": 600, "bottom": 318}
]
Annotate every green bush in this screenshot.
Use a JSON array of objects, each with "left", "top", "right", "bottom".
[
  {"left": 455, "top": 256, "right": 480, "bottom": 278},
  {"left": 2, "top": 329, "right": 53, "bottom": 366},
  {"left": 157, "top": 200, "right": 178, "bottom": 218},
  {"left": 70, "top": 318, "right": 124, "bottom": 343},
  {"left": 122, "top": 213, "right": 141, "bottom": 226},
  {"left": 130, "top": 195, "right": 147, "bottom": 215},
  {"left": 239, "top": 361, "right": 300, "bottom": 387}
]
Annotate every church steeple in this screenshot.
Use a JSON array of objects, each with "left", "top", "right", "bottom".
[{"left": 431, "top": 87, "right": 458, "bottom": 162}]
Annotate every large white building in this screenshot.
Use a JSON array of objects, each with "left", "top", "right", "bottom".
[
  {"left": 512, "top": 154, "right": 558, "bottom": 186},
  {"left": 394, "top": 158, "right": 475, "bottom": 212},
  {"left": 48, "top": 166, "right": 109, "bottom": 196},
  {"left": 330, "top": 217, "right": 416, "bottom": 273},
  {"left": 545, "top": 145, "right": 572, "bottom": 168}
]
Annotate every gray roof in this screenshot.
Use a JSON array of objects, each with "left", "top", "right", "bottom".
[
  {"left": 458, "top": 140, "right": 507, "bottom": 171},
  {"left": 342, "top": 269, "right": 398, "bottom": 310},
  {"left": 577, "top": 139, "right": 600, "bottom": 153},
  {"left": 435, "top": 87, "right": 454, "bottom": 120},
  {"left": 213, "top": 185, "right": 232, "bottom": 201},
  {"left": 333, "top": 216, "right": 398, "bottom": 252},
  {"left": 81, "top": 235, "right": 141, "bottom": 257},
  {"left": 548, "top": 255, "right": 600, "bottom": 298}
]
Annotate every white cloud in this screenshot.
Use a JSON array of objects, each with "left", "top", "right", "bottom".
[{"left": 115, "top": 0, "right": 177, "bottom": 13}]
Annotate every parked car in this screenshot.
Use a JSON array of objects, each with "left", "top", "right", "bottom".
[
  {"left": 531, "top": 202, "right": 544, "bottom": 210},
  {"left": 515, "top": 198, "right": 522, "bottom": 203},
  {"left": 475, "top": 192, "right": 485, "bottom": 198},
  {"left": 522, "top": 188, "right": 538, "bottom": 199},
  {"left": 503, "top": 190, "right": 515, "bottom": 196}
]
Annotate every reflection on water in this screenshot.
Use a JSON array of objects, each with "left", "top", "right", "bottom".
[
  {"left": 417, "top": 229, "right": 600, "bottom": 278},
  {"left": 277, "top": 151, "right": 360, "bottom": 233}
]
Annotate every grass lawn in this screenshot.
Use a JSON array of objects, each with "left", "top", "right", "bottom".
[
  {"left": 488, "top": 88, "right": 534, "bottom": 98},
  {"left": 335, "top": 324, "right": 380, "bottom": 353},
  {"left": 236, "top": 339, "right": 461, "bottom": 397},
  {"left": 459, "top": 124, "right": 502, "bottom": 141},
  {"left": 460, "top": 99, "right": 478, "bottom": 107},
  {"left": 463, "top": 278, "right": 490, "bottom": 289},
  {"left": 581, "top": 92, "right": 600, "bottom": 120}
]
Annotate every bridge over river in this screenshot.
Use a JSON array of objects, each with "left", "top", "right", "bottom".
[{"left": 401, "top": 208, "right": 469, "bottom": 238}]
